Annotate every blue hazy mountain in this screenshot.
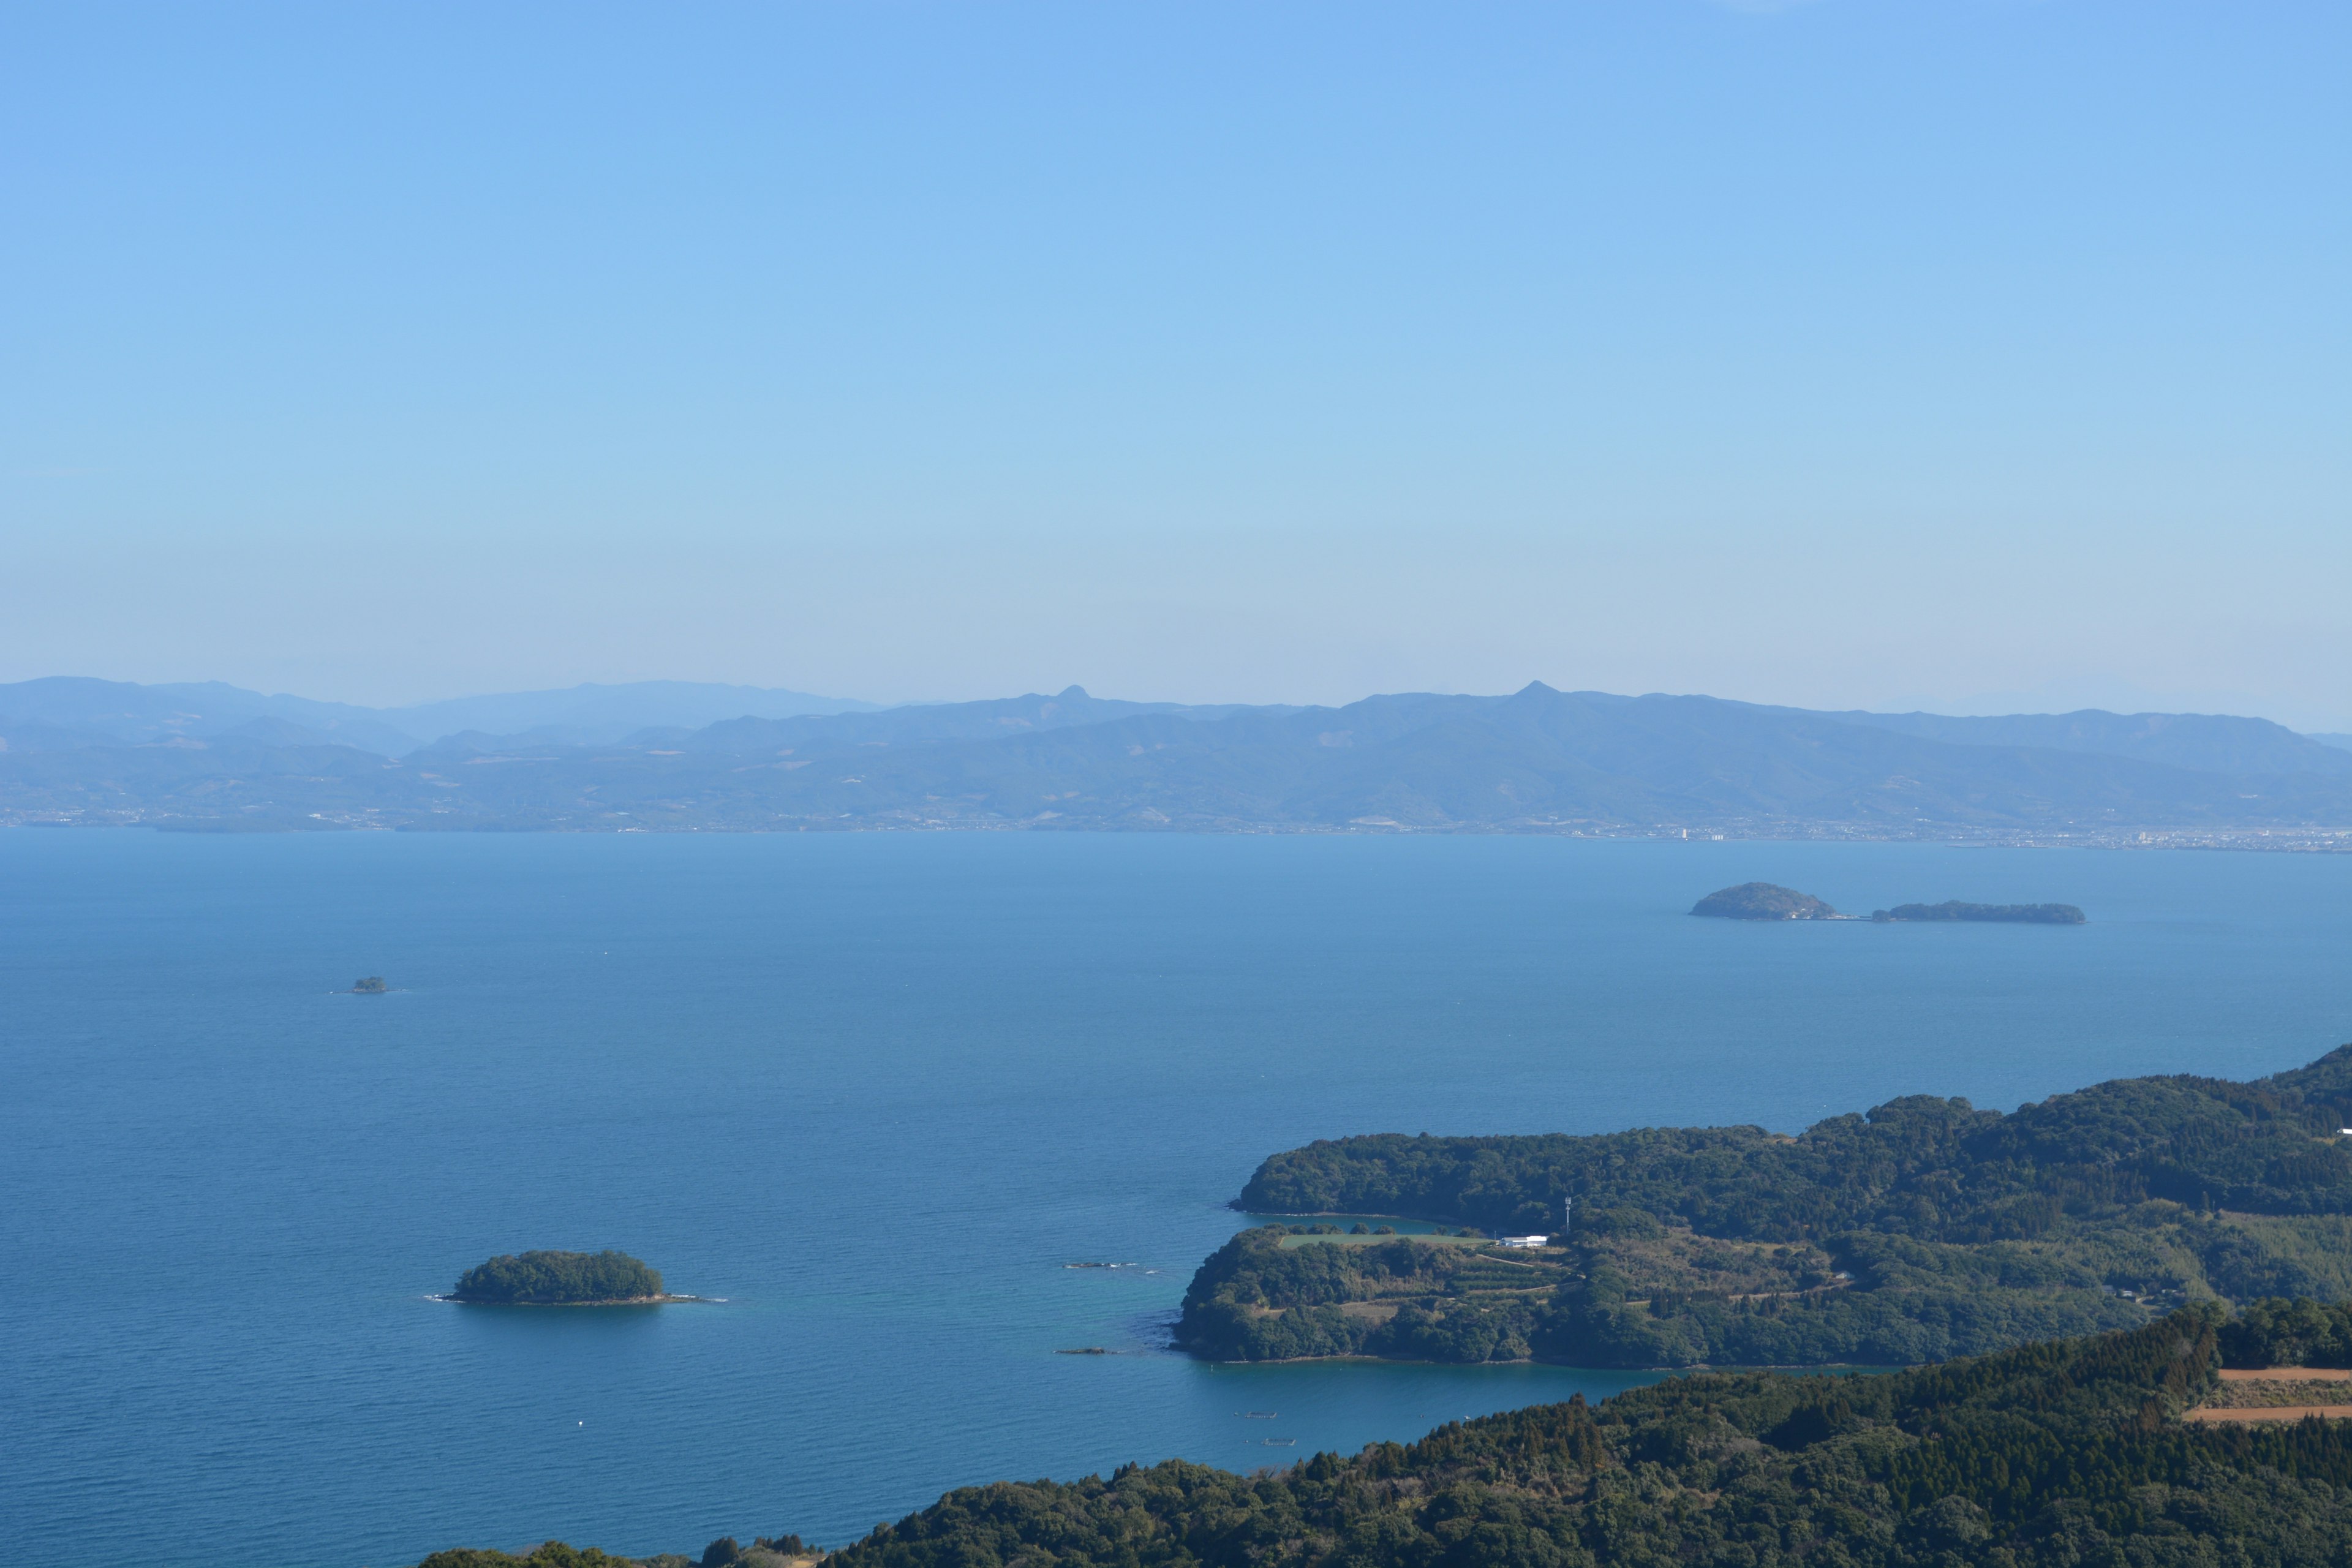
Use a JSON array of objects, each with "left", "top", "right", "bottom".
[
  {"left": 0, "top": 677, "right": 423, "bottom": 755},
  {"left": 0, "top": 676, "right": 876, "bottom": 755},
  {"left": 7, "top": 679, "right": 2351, "bottom": 834},
  {"left": 379, "top": 680, "right": 882, "bottom": 748},
  {"left": 635, "top": 685, "right": 1300, "bottom": 753},
  {"left": 1801, "top": 706, "right": 2352, "bottom": 777}
]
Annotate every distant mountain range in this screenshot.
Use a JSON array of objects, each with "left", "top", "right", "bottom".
[
  {"left": 0, "top": 676, "right": 878, "bottom": 755},
  {"left": 3, "top": 677, "right": 2350, "bottom": 841}
]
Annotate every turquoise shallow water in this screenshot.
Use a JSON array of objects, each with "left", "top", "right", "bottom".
[{"left": 5, "top": 831, "right": 2351, "bottom": 1567}]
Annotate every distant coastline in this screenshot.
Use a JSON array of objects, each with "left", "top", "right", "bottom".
[
  {"left": 9, "top": 677, "right": 2352, "bottom": 846},
  {"left": 114, "top": 820, "right": 2352, "bottom": 851}
]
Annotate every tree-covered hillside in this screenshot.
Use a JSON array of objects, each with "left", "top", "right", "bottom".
[
  {"left": 1176, "top": 1220, "right": 2164, "bottom": 1367},
  {"left": 415, "top": 1305, "right": 2352, "bottom": 1567},
  {"left": 1240, "top": 1048, "right": 2352, "bottom": 1235},
  {"left": 824, "top": 1310, "right": 2352, "bottom": 1568},
  {"left": 1183, "top": 1048, "right": 2352, "bottom": 1366}
]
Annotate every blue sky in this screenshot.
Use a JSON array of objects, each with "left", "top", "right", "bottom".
[{"left": 4, "top": 2, "right": 2346, "bottom": 724}]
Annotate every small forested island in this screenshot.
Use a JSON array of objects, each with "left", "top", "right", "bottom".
[
  {"left": 1177, "top": 1044, "right": 2352, "bottom": 1369},
  {"left": 418, "top": 1308, "right": 2352, "bottom": 1568},
  {"left": 1689, "top": 882, "right": 1838, "bottom": 919},
  {"left": 352, "top": 976, "right": 388, "bottom": 993},
  {"left": 448, "top": 1250, "right": 669, "bottom": 1305},
  {"left": 1872, "top": 900, "right": 2087, "bottom": 924}
]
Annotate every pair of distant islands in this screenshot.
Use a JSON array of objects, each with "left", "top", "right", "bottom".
[{"left": 1691, "top": 881, "right": 2086, "bottom": 923}]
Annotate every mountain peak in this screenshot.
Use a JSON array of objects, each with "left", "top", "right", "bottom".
[{"left": 1056, "top": 685, "right": 1091, "bottom": 700}]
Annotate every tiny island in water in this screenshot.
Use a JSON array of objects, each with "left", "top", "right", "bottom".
[
  {"left": 350, "top": 976, "right": 388, "bottom": 993},
  {"left": 446, "top": 1250, "right": 693, "bottom": 1305},
  {"left": 1690, "top": 881, "right": 2084, "bottom": 924}
]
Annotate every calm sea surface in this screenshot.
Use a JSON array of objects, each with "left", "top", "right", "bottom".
[{"left": 6, "top": 831, "right": 2351, "bottom": 1567}]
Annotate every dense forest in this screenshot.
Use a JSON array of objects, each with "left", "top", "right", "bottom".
[
  {"left": 420, "top": 1308, "right": 2352, "bottom": 1568},
  {"left": 1183, "top": 1047, "right": 2352, "bottom": 1366},
  {"left": 449, "top": 1250, "right": 665, "bottom": 1305}
]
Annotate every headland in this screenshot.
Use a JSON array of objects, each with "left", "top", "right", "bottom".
[{"left": 1176, "top": 1044, "right": 2352, "bottom": 1369}]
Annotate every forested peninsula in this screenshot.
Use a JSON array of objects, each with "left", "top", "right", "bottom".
[
  {"left": 1178, "top": 1046, "right": 2352, "bottom": 1368},
  {"left": 420, "top": 1308, "right": 2352, "bottom": 1568}
]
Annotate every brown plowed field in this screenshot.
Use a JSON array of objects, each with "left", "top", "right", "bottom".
[{"left": 2218, "top": 1366, "right": 2352, "bottom": 1381}]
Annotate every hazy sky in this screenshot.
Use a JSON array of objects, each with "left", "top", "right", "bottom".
[{"left": 4, "top": 2, "right": 2346, "bottom": 725}]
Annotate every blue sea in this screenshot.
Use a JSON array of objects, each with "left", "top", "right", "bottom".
[{"left": 6, "top": 831, "right": 2351, "bottom": 1568}]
